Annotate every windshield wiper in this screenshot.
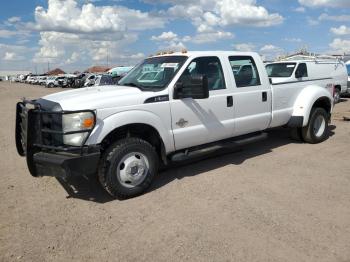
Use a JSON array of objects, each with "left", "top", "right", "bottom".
[{"left": 122, "top": 82, "right": 145, "bottom": 90}]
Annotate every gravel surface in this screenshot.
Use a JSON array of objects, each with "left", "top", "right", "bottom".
[{"left": 1, "top": 82, "right": 350, "bottom": 262}]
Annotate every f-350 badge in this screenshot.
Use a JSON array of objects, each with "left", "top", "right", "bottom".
[{"left": 176, "top": 118, "right": 188, "bottom": 128}]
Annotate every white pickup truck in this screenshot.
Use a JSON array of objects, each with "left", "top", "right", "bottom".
[{"left": 16, "top": 51, "right": 334, "bottom": 198}]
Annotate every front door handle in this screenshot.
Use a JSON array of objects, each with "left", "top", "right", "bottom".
[
  {"left": 227, "top": 96, "right": 233, "bottom": 107},
  {"left": 262, "top": 92, "right": 267, "bottom": 102}
]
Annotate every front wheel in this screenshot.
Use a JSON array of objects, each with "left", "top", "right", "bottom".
[
  {"left": 98, "top": 138, "right": 159, "bottom": 199},
  {"left": 301, "top": 108, "right": 329, "bottom": 144}
]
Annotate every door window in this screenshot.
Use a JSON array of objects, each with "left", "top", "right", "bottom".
[
  {"left": 178, "top": 56, "right": 226, "bottom": 91},
  {"left": 229, "top": 56, "right": 261, "bottom": 87},
  {"left": 295, "top": 63, "right": 308, "bottom": 77}
]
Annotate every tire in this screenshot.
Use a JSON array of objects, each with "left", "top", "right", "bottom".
[
  {"left": 98, "top": 138, "right": 159, "bottom": 199},
  {"left": 334, "top": 88, "right": 341, "bottom": 104},
  {"left": 48, "top": 83, "right": 54, "bottom": 88},
  {"left": 301, "top": 108, "right": 329, "bottom": 144}
]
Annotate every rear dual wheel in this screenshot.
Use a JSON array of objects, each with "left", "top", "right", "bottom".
[{"left": 301, "top": 108, "right": 329, "bottom": 144}]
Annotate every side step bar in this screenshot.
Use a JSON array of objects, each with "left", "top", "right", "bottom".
[{"left": 170, "top": 132, "right": 268, "bottom": 162}]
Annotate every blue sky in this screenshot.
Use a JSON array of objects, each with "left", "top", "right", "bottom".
[{"left": 0, "top": 0, "right": 350, "bottom": 73}]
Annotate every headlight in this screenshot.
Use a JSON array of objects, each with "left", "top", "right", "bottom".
[{"left": 62, "top": 112, "right": 95, "bottom": 146}]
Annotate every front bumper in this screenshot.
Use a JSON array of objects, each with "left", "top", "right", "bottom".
[
  {"left": 16, "top": 99, "right": 100, "bottom": 179},
  {"left": 33, "top": 150, "right": 100, "bottom": 179}
]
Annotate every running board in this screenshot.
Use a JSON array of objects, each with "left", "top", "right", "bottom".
[{"left": 170, "top": 132, "right": 268, "bottom": 162}]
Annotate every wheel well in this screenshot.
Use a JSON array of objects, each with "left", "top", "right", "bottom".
[
  {"left": 312, "top": 97, "right": 332, "bottom": 115},
  {"left": 101, "top": 124, "right": 167, "bottom": 164}
]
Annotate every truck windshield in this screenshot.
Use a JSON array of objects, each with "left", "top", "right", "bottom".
[
  {"left": 266, "top": 63, "right": 297, "bottom": 77},
  {"left": 119, "top": 56, "right": 188, "bottom": 90}
]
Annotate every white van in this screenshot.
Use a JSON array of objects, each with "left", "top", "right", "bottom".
[{"left": 266, "top": 59, "right": 348, "bottom": 103}]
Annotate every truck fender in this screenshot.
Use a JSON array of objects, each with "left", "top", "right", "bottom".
[
  {"left": 290, "top": 85, "right": 333, "bottom": 127},
  {"left": 86, "top": 110, "right": 175, "bottom": 153}
]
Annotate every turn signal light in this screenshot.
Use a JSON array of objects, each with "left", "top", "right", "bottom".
[{"left": 83, "top": 117, "right": 95, "bottom": 128}]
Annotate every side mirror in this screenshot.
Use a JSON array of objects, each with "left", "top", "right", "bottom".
[{"left": 174, "top": 74, "right": 209, "bottom": 99}]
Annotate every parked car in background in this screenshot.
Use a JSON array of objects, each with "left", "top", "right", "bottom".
[
  {"left": 108, "top": 66, "right": 133, "bottom": 77},
  {"left": 73, "top": 73, "right": 89, "bottom": 88},
  {"left": 266, "top": 58, "right": 348, "bottom": 103},
  {"left": 45, "top": 76, "right": 59, "bottom": 88},
  {"left": 26, "top": 76, "right": 36, "bottom": 84},
  {"left": 84, "top": 74, "right": 97, "bottom": 87},
  {"left": 37, "top": 76, "right": 47, "bottom": 85},
  {"left": 54, "top": 76, "right": 68, "bottom": 87},
  {"left": 92, "top": 74, "right": 117, "bottom": 86}
]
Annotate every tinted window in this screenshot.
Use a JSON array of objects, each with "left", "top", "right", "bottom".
[
  {"left": 266, "top": 63, "right": 296, "bottom": 77},
  {"left": 296, "top": 63, "right": 308, "bottom": 77},
  {"left": 346, "top": 64, "right": 350, "bottom": 76},
  {"left": 178, "top": 56, "right": 226, "bottom": 91},
  {"left": 229, "top": 56, "right": 261, "bottom": 87}
]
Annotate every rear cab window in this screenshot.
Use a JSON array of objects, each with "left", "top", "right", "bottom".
[{"left": 229, "top": 56, "right": 261, "bottom": 87}]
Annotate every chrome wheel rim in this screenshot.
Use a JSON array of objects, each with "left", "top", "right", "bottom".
[
  {"left": 116, "top": 152, "right": 149, "bottom": 188},
  {"left": 313, "top": 115, "right": 326, "bottom": 138}
]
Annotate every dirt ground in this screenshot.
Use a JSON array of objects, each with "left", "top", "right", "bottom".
[{"left": 0, "top": 82, "right": 350, "bottom": 262}]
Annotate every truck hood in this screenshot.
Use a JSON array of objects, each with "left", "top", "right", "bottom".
[{"left": 42, "top": 85, "right": 149, "bottom": 110}]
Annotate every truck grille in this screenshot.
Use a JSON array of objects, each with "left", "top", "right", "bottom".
[
  {"left": 16, "top": 99, "right": 96, "bottom": 155},
  {"left": 16, "top": 101, "right": 64, "bottom": 156}
]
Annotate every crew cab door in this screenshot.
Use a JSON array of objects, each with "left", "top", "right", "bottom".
[
  {"left": 170, "top": 56, "right": 235, "bottom": 150},
  {"left": 228, "top": 55, "right": 272, "bottom": 136}
]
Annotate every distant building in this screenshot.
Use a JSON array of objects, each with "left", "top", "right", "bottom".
[
  {"left": 84, "top": 66, "right": 111, "bottom": 73},
  {"left": 46, "top": 68, "right": 66, "bottom": 75}
]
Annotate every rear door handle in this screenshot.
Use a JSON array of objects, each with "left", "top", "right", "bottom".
[
  {"left": 227, "top": 96, "right": 233, "bottom": 107},
  {"left": 262, "top": 92, "right": 267, "bottom": 102}
]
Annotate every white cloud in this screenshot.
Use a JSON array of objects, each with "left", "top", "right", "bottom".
[
  {"left": 3, "top": 52, "right": 25, "bottom": 61},
  {"left": 162, "top": 0, "right": 283, "bottom": 40},
  {"left": 283, "top": 37, "right": 302, "bottom": 42},
  {"left": 7, "top": 16, "right": 21, "bottom": 23},
  {"left": 27, "top": 0, "right": 166, "bottom": 70},
  {"left": 330, "top": 25, "right": 350, "bottom": 35},
  {"left": 234, "top": 43, "right": 256, "bottom": 52},
  {"left": 319, "top": 13, "right": 350, "bottom": 22},
  {"left": 0, "top": 29, "right": 19, "bottom": 38},
  {"left": 329, "top": 38, "right": 350, "bottom": 53},
  {"left": 217, "top": 0, "right": 283, "bottom": 27},
  {"left": 0, "top": 44, "right": 30, "bottom": 64},
  {"left": 294, "top": 6, "right": 306, "bottom": 12},
  {"left": 29, "top": 0, "right": 165, "bottom": 36},
  {"left": 260, "top": 44, "right": 284, "bottom": 60},
  {"left": 189, "top": 31, "right": 234, "bottom": 44},
  {"left": 151, "top": 31, "right": 178, "bottom": 42},
  {"left": 299, "top": 0, "right": 350, "bottom": 8},
  {"left": 307, "top": 17, "right": 319, "bottom": 26}
]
